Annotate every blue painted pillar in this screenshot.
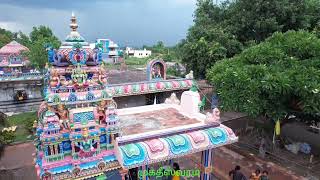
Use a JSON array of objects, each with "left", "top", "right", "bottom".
[
  {"left": 169, "top": 159, "right": 173, "bottom": 166},
  {"left": 59, "top": 143, "right": 63, "bottom": 153},
  {"left": 200, "top": 149, "right": 214, "bottom": 180},
  {"left": 44, "top": 146, "right": 48, "bottom": 156},
  {"left": 145, "top": 165, "right": 148, "bottom": 180},
  {"left": 138, "top": 165, "right": 148, "bottom": 180}
]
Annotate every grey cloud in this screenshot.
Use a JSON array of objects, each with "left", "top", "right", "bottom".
[{"left": 0, "top": 0, "right": 196, "bottom": 46}]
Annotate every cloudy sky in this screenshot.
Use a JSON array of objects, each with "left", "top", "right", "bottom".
[{"left": 0, "top": 0, "right": 198, "bottom": 47}]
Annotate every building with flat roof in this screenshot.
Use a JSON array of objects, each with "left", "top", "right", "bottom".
[{"left": 125, "top": 47, "right": 151, "bottom": 58}]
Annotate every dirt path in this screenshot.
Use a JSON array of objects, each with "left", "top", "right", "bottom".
[{"left": 0, "top": 143, "right": 36, "bottom": 180}]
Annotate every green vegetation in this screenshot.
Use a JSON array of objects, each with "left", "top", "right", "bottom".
[
  {"left": 143, "top": 41, "right": 182, "bottom": 62},
  {"left": 179, "top": 0, "right": 320, "bottom": 79},
  {"left": 177, "top": 0, "right": 320, "bottom": 122},
  {"left": 5, "top": 112, "right": 37, "bottom": 142},
  {"left": 207, "top": 31, "right": 320, "bottom": 121},
  {"left": 0, "top": 131, "right": 15, "bottom": 145},
  {"left": 124, "top": 56, "right": 151, "bottom": 66}
]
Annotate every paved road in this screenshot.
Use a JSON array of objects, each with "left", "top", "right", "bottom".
[{"left": 0, "top": 143, "right": 307, "bottom": 180}]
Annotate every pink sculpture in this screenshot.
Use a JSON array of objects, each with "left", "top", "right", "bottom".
[{"left": 205, "top": 108, "right": 221, "bottom": 124}]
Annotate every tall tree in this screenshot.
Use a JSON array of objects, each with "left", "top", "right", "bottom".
[
  {"left": 26, "top": 26, "right": 61, "bottom": 68},
  {"left": 207, "top": 31, "right": 320, "bottom": 121},
  {"left": 226, "top": 0, "right": 320, "bottom": 43},
  {"left": 0, "top": 28, "right": 14, "bottom": 47},
  {"left": 16, "top": 31, "right": 31, "bottom": 47},
  {"left": 30, "top": 26, "right": 59, "bottom": 43}
]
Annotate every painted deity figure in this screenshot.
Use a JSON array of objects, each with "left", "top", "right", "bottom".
[
  {"left": 97, "top": 100, "right": 107, "bottom": 124},
  {"left": 205, "top": 108, "right": 221, "bottom": 124},
  {"left": 98, "top": 67, "right": 108, "bottom": 85},
  {"left": 152, "top": 65, "right": 162, "bottom": 79},
  {"left": 50, "top": 69, "right": 60, "bottom": 88},
  {"left": 72, "top": 65, "right": 88, "bottom": 89},
  {"left": 75, "top": 128, "right": 96, "bottom": 158},
  {"left": 57, "top": 104, "right": 70, "bottom": 130},
  {"left": 59, "top": 75, "right": 68, "bottom": 86}
]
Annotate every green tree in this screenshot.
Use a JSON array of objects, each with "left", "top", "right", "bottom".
[
  {"left": 0, "top": 28, "right": 14, "bottom": 47},
  {"left": 206, "top": 31, "right": 320, "bottom": 121},
  {"left": 180, "top": 0, "right": 320, "bottom": 79},
  {"left": 16, "top": 31, "right": 31, "bottom": 47},
  {"left": 25, "top": 26, "right": 61, "bottom": 68},
  {"left": 30, "top": 26, "right": 59, "bottom": 43},
  {"left": 26, "top": 36, "right": 60, "bottom": 68},
  {"left": 226, "top": 0, "right": 320, "bottom": 43},
  {"left": 181, "top": 26, "right": 242, "bottom": 79}
]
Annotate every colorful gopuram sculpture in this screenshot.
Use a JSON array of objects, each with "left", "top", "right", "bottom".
[{"left": 34, "top": 13, "right": 121, "bottom": 180}]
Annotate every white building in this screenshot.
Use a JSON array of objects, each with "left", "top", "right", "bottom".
[{"left": 125, "top": 47, "right": 152, "bottom": 58}]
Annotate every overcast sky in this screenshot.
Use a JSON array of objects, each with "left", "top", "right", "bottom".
[{"left": 0, "top": 0, "right": 197, "bottom": 47}]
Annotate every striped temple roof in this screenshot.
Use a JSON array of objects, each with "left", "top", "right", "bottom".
[
  {"left": 115, "top": 124, "right": 238, "bottom": 169},
  {"left": 0, "top": 41, "right": 29, "bottom": 54}
]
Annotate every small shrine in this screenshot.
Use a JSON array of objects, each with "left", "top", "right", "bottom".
[
  {"left": 0, "top": 40, "right": 43, "bottom": 105},
  {"left": 34, "top": 14, "right": 238, "bottom": 180}
]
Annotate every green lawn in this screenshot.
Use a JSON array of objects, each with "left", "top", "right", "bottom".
[{"left": 6, "top": 112, "right": 37, "bottom": 142}]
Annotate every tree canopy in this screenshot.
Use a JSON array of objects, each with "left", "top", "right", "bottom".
[
  {"left": 25, "top": 26, "right": 61, "bottom": 68},
  {"left": 206, "top": 31, "right": 320, "bottom": 120},
  {"left": 179, "top": 0, "right": 320, "bottom": 78},
  {"left": 0, "top": 28, "right": 14, "bottom": 48}
]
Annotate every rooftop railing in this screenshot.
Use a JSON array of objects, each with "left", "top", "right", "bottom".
[{"left": 0, "top": 72, "right": 44, "bottom": 81}]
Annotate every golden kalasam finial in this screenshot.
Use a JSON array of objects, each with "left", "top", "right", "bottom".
[{"left": 70, "top": 12, "right": 78, "bottom": 32}]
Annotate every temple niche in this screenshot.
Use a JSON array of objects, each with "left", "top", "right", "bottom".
[{"left": 147, "top": 59, "right": 166, "bottom": 81}]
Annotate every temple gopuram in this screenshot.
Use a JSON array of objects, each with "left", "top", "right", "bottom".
[
  {"left": 33, "top": 14, "right": 238, "bottom": 180},
  {"left": 0, "top": 41, "right": 43, "bottom": 112}
]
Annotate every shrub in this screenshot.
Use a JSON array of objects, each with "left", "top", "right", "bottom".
[{"left": 0, "top": 130, "right": 15, "bottom": 145}]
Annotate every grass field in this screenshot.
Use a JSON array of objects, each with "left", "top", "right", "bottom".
[
  {"left": 124, "top": 57, "right": 150, "bottom": 66},
  {"left": 6, "top": 112, "right": 37, "bottom": 142}
]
